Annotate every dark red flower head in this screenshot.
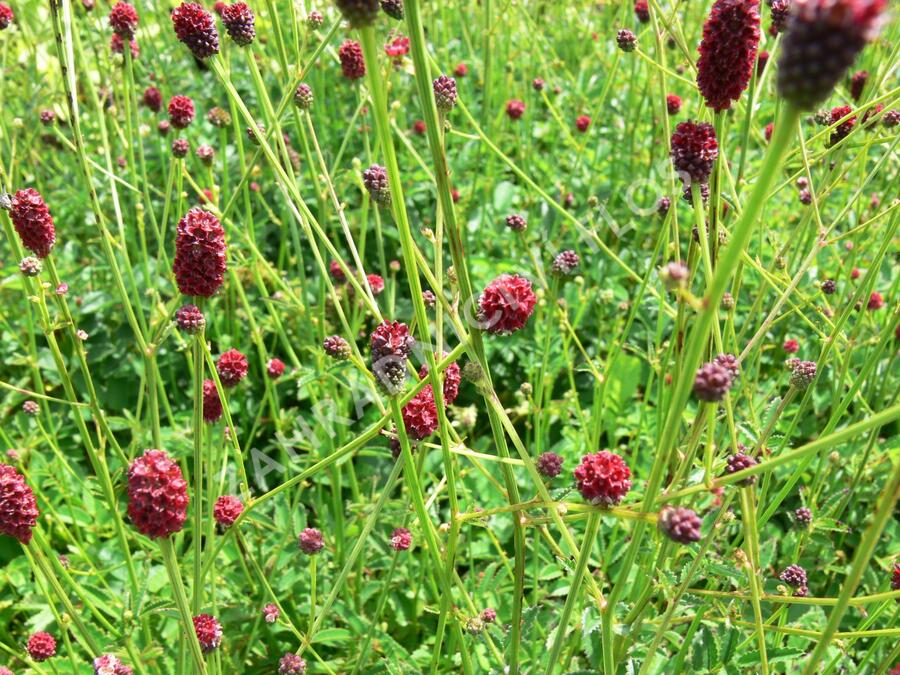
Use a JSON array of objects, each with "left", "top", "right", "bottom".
[
  {"left": 370, "top": 321, "right": 415, "bottom": 394},
  {"left": 10, "top": 188, "right": 56, "bottom": 258},
  {"left": 217, "top": 348, "right": 249, "bottom": 387},
  {"left": 294, "top": 83, "right": 314, "bottom": 110},
  {"left": 696, "top": 0, "right": 760, "bottom": 111},
  {"left": 552, "top": 250, "right": 580, "bottom": 276},
  {"left": 670, "top": 120, "right": 719, "bottom": 185},
  {"left": 171, "top": 2, "right": 219, "bottom": 59},
  {"left": 789, "top": 359, "right": 818, "bottom": 389},
  {"left": 454, "top": 63, "right": 468, "bottom": 77},
  {"left": 329, "top": 259, "right": 346, "bottom": 282},
  {"left": 168, "top": 95, "right": 195, "bottom": 128},
  {"left": 213, "top": 495, "right": 243, "bottom": 527},
  {"left": 402, "top": 386, "right": 439, "bottom": 440},
  {"left": 171, "top": 137, "right": 189, "bottom": 157},
  {"left": 616, "top": 29, "right": 637, "bottom": 51},
  {"left": 433, "top": 75, "right": 458, "bottom": 112},
  {"left": 866, "top": 291, "right": 883, "bottom": 310},
  {"left": 339, "top": 40, "right": 366, "bottom": 80},
  {"left": 506, "top": 99, "right": 526, "bottom": 119},
  {"left": 298, "top": 527, "right": 324, "bottom": 554},
  {"left": 574, "top": 450, "right": 631, "bottom": 506},
  {"left": 537, "top": 452, "right": 563, "bottom": 478},
  {"left": 828, "top": 105, "right": 856, "bottom": 145},
  {"left": 505, "top": 213, "right": 527, "bottom": 231},
  {"left": 127, "top": 449, "right": 189, "bottom": 538},
  {"left": 666, "top": 93, "right": 682, "bottom": 115},
  {"left": 381, "top": 0, "right": 404, "bottom": 20},
  {"left": 221, "top": 2, "right": 255, "bottom": 45},
  {"left": 419, "top": 357, "right": 461, "bottom": 405},
  {"left": 202, "top": 379, "right": 222, "bottom": 423},
  {"left": 336, "top": 0, "right": 380, "bottom": 27},
  {"left": 575, "top": 115, "right": 591, "bottom": 132},
  {"left": 794, "top": 506, "right": 813, "bottom": 525},
  {"left": 279, "top": 653, "right": 307, "bottom": 674},
  {"left": 307, "top": 10, "right": 323, "bottom": 28},
  {"left": 390, "top": 527, "right": 412, "bottom": 550},
  {"left": 777, "top": 0, "right": 886, "bottom": 109},
  {"left": 478, "top": 274, "right": 536, "bottom": 335},
  {"left": 267, "top": 358, "right": 286, "bottom": 379},
  {"left": 323, "top": 335, "right": 351, "bottom": 360},
  {"left": 27, "top": 632, "right": 56, "bottom": 661},
  {"left": 92, "top": 653, "right": 132, "bottom": 674},
  {"left": 175, "top": 303, "right": 206, "bottom": 334},
  {"left": 0, "top": 465, "right": 39, "bottom": 544},
  {"left": 363, "top": 164, "right": 391, "bottom": 206},
  {"left": 725, "top": 452, "right": 758, "bottom": 485},
  {"left": 193, "top": 614, "right": 222, "bottom": 652},
  {"left": 693, "top": 361, "right": 733, "bottom": 401},
  {"left": 658, "top": 506, "right": 702, "bottom": 543},
  {"left": 634, "top": 0, "right": 650, "bottom": 22},
  {"left": 142, "top": 86, "right": 162, "bottom": 111},
  {"left": 0, "top": 3, "right": 13, "bottom": 30},
  {"left": 711, "top": 354, "right": 740, "bottom": 384},
  {"left": 779, "top": 564, "right": 807, "bottom": 588},
  {"left": 109, "top": 2, "right": 138, "bottom": 38},
  {"left": 770, "top": 0, "right": 791, "bottom": 33},
  {"left": 262, "top": 603, "right": 279, "bottom": 623},
  {"left": 173, "top": 207, "right": 226, "bottom": 297}
]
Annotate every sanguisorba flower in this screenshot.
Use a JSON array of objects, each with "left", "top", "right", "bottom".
[
  {"left": 335, "top": 0, "right": 380, "bottom": 27},
  {"left": 670, "top": 121, "right": 719, "bottom": 186},
  {"left": 213, "top": 495, "right": 243, "bottom": 527},
  {"left": 381, "top": 0, "right": 404, "bottom": 19},
  {"left": 298, "top": 527, "right": 324, "bottom": 554},
  {"left": 433, "top": 75, "right": 458, "bottom": 112},
  {"left": 27, "top": 632, "right": 56, "bottom": 662},
  {"left": 777, "top": 0, "right": 886, "bottom": 110},
  {"left": 127, "top": 449, "right": 189, "bottom": 538},
  {"left": 370, "top": 320, "right": 415, "bottom": 394},
  {"left": 696, "top": 0, "right": 760, "bottom": 111},
  {"left": 0, "top": 464, "right": 39, "bottom": 544},
  {"left": 362, "top": 164, "right": 391, "bottom": 206},
  {"left": 193, "top": 614, "right": 223, "bottom": 653},
  {"left": 202, "top": 379, "right": 223, "bottom": 423},
  {"left": 142, "top": 86, "right": 162, "bottom": 111},
  {"left": 173, "top": 207, "right": 226, "bottom": 297},
  {"left": 339, "top": 39, "right": 366, "bottom": 80},
  {"left": 108, "top": 1, "right": 138, "bottom": 38},
  {"left": 216, "top": 348, "right": 249, "bottom": 387},
  {"left": 168, "top": 95, "right": 195, "bottom": 129},
  {"left": 221, "top": 2, "right": 255, "bottom": 45},
  {"left": 10, "top": 188, "right": 56, "bottom": 258},
  {"left": 418, "top": 357, "right": 461, "bottom": 405},
  {"left": 171, "top": 2, "right": 219, "bottom": 59},
  {"left": 574, "top": 451, "right": 631, "bottom": 506},
  {"left": 402, "top": 386, "right": 439, "bottom": 439},
  {"left": 478, "top": 274, "right": 537, "bottom": 335},
  {"left": 390, "top": 527, "right": 412, "bottom": 551},
  {"left": 0, "top": 2, "right": 14, "bottom": 30}
]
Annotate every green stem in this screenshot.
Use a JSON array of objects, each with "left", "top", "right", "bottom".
[
  {"left": 545, "top": 513, "right": 601, "bottom": 673},
  {"left": 159, "top": 537, "right": 208, "bottom": 675}
]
